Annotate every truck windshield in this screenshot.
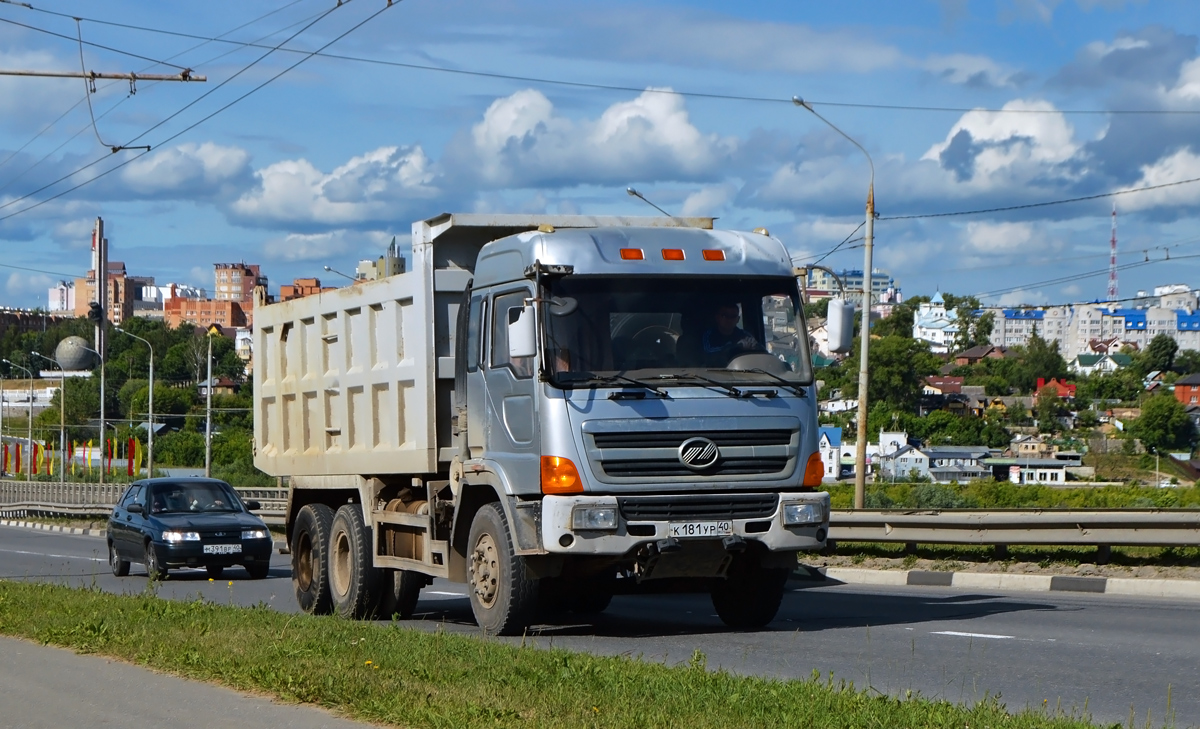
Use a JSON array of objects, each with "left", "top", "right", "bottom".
[{"left": 544, "top": 276, "right": 813, "bottom": 388}]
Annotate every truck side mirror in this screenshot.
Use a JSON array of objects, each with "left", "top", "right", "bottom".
[
  {"left": 826, "top": 298, "right": 855, "bottom": 354},
  {"left": 508, "top": 304, "right": 537, "bottom": 359}
]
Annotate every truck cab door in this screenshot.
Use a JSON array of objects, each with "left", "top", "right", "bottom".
[
  {"left": 459, "top": 291, "right": 488, "bottom": 457},
  {"left": 483, "top": 288, "right": 539, "bottom": 490}
]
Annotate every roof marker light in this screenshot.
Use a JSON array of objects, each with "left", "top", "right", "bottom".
[
  {"left": 620, "top": 248, "right": 644, "bottom": 260},
  {"left": 661, "top": 248, "right": 685, "bottom": 261},
  {"left": 702, "top": 249, "right": 726, "bottom": 261}
]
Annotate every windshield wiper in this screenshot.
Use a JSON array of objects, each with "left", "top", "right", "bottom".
[
  {"left": 665, "top": 372, "right": 749, "bottom": 399},
  {"left": 560, "top": 372, "right": 670, "bottom": 398},
  {"left": 706, "top": 368, "right": 807, "bottom": 397}
]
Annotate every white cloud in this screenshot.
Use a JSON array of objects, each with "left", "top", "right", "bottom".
[
  {"left": 261, "top": 229, "right": 406, "bottom": 264},
  {"left": 5, "top": 271, "right": 52, "bottom": 299},
  {"left": 120, "top": 142, "right": 251, "bottom": 197},
  {"left": 923, "top": 54, "right": 1023, "bottom": 88},
  {"left": 1120, "top": 147, "right": 1200, "bottom": 212},
  {"left": 231, "top": 145, "right": 439, "bottom": 228},
  {"left": 1081, "top": 36, "right": 1151, "bottom": 59},
  {"left": 679, "top": 184, "right": 735, "bottom": 217},
  {"left": 53, "top": 217, "right": 99, "bottom": 250},
  {"left": 459, "top": 89, "right": 736, "bottom": 188},
  {"left": 964, "top": 221, "right": 1049, "bottom": 255},
  {"left": 994, "top": 289, "right": 1048, "bottom": 306},
  {"left": 1163, "top": 57, "right": 1200, "bottom": 102}
]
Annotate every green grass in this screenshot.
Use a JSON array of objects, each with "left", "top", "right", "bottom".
[
  {"left": 0, "top": 581, "right": 1101, "bottom": 729},
  {"left": 821, "top": 542, "right": 1200, "bottom": 570},
  {"left": 828, "top": 480, "right": 1200, "bottom": 511}
]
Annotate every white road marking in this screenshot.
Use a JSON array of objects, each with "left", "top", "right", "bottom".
[
  {"left": 0, "top": 548, "right": 105, "bottom": 563},
  {"left": 424, "top": 590, "right": 466, "bottom": 598},
  {"left": 930, "top": 630, "right": 1015, "bottom": 640}
]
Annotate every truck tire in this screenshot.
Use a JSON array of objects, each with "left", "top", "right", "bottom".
[
  {"left": 292, "top": 503, "right": 335, "bottom": 615},
  {"left": 711, "top": 555, "right": 790, "bottom": 630},
  {"left": 467, "top": 503, "right": 538, "bottom": 635},
  {"left": 328, "top": 504, "right": 381, "bottom": 619},
  {"left": 379, "top": 570, "right": 425, "bottom": 619}
]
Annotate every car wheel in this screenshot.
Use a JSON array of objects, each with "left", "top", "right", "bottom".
[
  {"left": 109, "top": 542, "right": 129, "bottom": 577},
  {"left": 711, "top": 554, "right": 789, "bottom": 630},
  {"left": 206, "top": 565, "right": 224, "bottom": 579},
  {"left": 328, "top": 504, "right": 381, "bottom": 619},
  {"left": 466, "top": 503, "right": 537, "bottom": 635},
  {"left": 245, "top": 561, "right": 270, "bottom": 580},
  {"left": 144, "top": 541, "right": 167, "bottom": 581},
  {"left": 291, "top": 503, "right": 335, "bottom": 614}
]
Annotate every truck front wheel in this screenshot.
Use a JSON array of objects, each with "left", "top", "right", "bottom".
[
  {"left": 467, "top": 503, "right": 537, "bottom": 635},
  {"left": 292, "top": 503, "right": 335, "bottom": 615},
  {"left": 711, "top": 554, "right": 790, "bottom": 630}
]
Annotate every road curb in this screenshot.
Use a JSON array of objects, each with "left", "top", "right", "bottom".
[
  {"left": 794, "top": 565, "right": 1200, "bottom": 600},
  {"left": 0, "top": 517, "right": 289, "bottom": 552}
]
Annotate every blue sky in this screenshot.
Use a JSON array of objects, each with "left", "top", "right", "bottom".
[{"left": 1, "top": 0, "right": 1198, "bottom": 309}]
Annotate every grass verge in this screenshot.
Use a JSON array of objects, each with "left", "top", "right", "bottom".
[{"left": 0, "top": 580, "right": 1099, "bottom": 729}]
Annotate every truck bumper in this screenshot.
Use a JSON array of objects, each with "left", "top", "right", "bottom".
[{"left": 540, "top": 492, "right": 830, "bottom": 556}]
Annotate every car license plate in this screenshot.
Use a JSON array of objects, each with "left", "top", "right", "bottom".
[
  {"left": 203, "top": 544, "right": 242, "bottom": 555},
  {"left": 668, "top": 521, "right": 733, "bottom": 538}
]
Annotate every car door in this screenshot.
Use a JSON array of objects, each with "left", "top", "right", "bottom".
[
  {"left": 113, "top": 484, "right": 144, "bottom": 558},
  {"left": 484, "top": 288, "right": 539, "bottom": 491}
]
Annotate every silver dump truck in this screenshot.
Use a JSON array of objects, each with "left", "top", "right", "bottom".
[{"left": 254, "top": 213, "right": 835, "bottom": 634}]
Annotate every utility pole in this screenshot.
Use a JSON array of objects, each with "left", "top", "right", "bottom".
[
  {"left": 93, "top": 218, "right": 107, "bottom": 484},
  {"left": 204, "top": 329, "right": 214, "bottom": 478},
  {"left": 0, "top": 69, "right": 205, "bottom": 83},
  {"left": 794, "top": 97, "right": 876, "bottom": 509}
]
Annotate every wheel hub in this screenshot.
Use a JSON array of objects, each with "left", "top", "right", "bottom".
[
  {"left": 296, "top": 532, "right": 313, "bottom": 590},
  {"left": 469, "top": 533, "right": 499, "bottom": 608},
  {"left": 331, "top": 530, "right": 351, "bottom": 597}
]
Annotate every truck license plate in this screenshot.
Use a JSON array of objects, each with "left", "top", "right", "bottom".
[
  {"left": 668, "top": 521, "right": 733, "bottom": 538},
  {"left": 203, "top": 544, "right": 242, "bottom": 554}
]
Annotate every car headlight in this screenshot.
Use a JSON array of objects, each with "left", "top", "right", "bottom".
[
  {"left": 781, "top": 502, "right": 824, "bottom": 526},
  {"left": 571, "top": 506, "right": 618, "bottom": 531},
  {"left": 162, "top": 530, "right": 200, "bottom": 542},
  {"left": 242, "top": 529, "right": 270, "bottom": 540}
]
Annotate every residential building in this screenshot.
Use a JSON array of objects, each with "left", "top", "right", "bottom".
[
  {"left": 47, "top": 281, "right": 75, "bottom": 313},
  {"left": 950, "top": 344, "right": 1011, "bottom": 367},
  {"left": 280, "top": 277, "right": 336, "bottom": 301},
  {"left": 923, "top": 376, "right": 964, "bottom": 395},
  {"left": 1069, "top": 353, "right": 1133, "bottom": 376},
  {"left": 1036, "top": 378, "right": 1076, "bottom": 399},
  {"left": 214, "top": 262, "right": 266, "bottom": 305},
  {"left": 356, "top": 237, "right": 407, "bottom": 281},
  {"left": 983, "top": 457, "right": 1068, "bottom": 485},
  {"left": 1175, "top": 373, "right": 1200, "bottom": 406},
  {"left": 818, "top": 427, "right": 842, "bottom": 482},
  {"left": 164, "top": 298, "right": 247, "bottom": 330},
  {"left": 806, "top": 267, "right": 898, "bottom": 308},
  {"left": 73, "top": 261, "right": 139, "bottom": 324},
  {"left": 924, "top": 445, "right": 991, "bottom": 483},
  {"left": 1009, "top": 434, "right": 1058, "bottom": 459},
  {"left": 878, "top": 445, "right": 930, "bottom": 482},
  {"left": 912, "top": 292, "right": 959, "bottom": 354}
]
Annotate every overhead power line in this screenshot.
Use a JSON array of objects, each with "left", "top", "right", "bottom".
[
  {"left": 880, "top": 175, "right": 1200, "bottom": 221},
  {"left": 0, "top": 15, "right": 192, "bottom": 71},
  {"left": 5, "top": 4, "right": 1199, "bottom": 117}
]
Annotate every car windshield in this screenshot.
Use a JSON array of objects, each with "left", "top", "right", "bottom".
[
  {"left": 147, "top": 482, "right": 241, "bottom": 514},
  {"left": 543, "top": 276, "right": 813, "bottom": 388}
]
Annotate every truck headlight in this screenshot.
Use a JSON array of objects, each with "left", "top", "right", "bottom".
[
  {"left": 781, "top": 502, "right": 824, "bottom": 526},
  {"left": 571, "top": 506, "right": 618, "bottom": 531},
  {"left": 162, "top": 530, "right": 200, "bottom": 542}
]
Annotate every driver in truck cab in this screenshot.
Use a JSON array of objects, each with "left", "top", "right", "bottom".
[{"left": 701, "top": 302, "right": 760, "bottom": 366}]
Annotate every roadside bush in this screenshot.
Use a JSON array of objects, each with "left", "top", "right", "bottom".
[{"left": 910, "top": 482, "right": 979, "bottom": 509}]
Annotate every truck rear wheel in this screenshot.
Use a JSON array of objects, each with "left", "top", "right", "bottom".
[
  {"left": 467, "top": 503, "right": 537, "bottom": 635},
  {"left": 292, "top": 503, "right": 335, "bottom": 615},
  {"left": 378, "top": 569, "right": 426, "bottom": 619},
  {"left": 711, "top": 555, "right": 790, "bottom": 630},
  {"left": 329, "top": 504, "right": 382, "bottom": 619}
]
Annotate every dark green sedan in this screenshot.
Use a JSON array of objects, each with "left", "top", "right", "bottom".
[{"left": 107, "top": 478, "right": 274, "bottom": 580}]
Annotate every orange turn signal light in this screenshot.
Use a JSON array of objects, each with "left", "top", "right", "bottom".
[
  {"left": 802, "top": 452, "right": 825, "bottom": 487},
  {"left": 541, "top": 456, "right": 583, "bottom": 494},
  {"left": 619, "top": 248, "right": 644, "bottom": 260},
  {"left": 701, "top": 249, "right": 725, "bottom": 261},
  {"left": 661, "top": 248, "right": 685, "bottom": 261}
]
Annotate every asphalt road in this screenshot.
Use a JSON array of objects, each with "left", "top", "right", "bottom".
[{"left": 3, "top": 524, "right": 1198, "bottom": 728}]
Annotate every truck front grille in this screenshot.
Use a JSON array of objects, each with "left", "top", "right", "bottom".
[
  {"left": 618, "top": 493, "right": 779, "bottom": 521},
  {"left": 592, "top": 430, "right": 792, "bottom": 449},
  {"left": 600, "top": 457, "right": 789, "bottom": 478}
]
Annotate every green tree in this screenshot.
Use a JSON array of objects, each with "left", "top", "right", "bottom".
[
  {"left": 1138, "top": 334, "right": 1178, "bottom": 375},
  {"left": 841, "top": 335, "right": 940, "bottom": 411},
  {"left": 1174, "top": 349, "right": 1200, "bottom": 374},
  {"left": 803, "top": 298, "right": 829, "bottom": 321},
  {"left": 1035, "top": 391, "right": 1062, "bottom": 434},
  {"left": 1130, "top": 394, "right": 1196, "bottom": 453}
]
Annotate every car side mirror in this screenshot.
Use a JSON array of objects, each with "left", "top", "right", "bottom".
[
  {"left": 825, "top": 298, "right": 855, "bottom": 354},
  {"left": 127, "top": 503, "right": 144, "bottom": 514},
  {"left": 244, "top": 499, "right": 261, "bottom": 511},
  {"left": 508, "top": 304, "right": 537, "bottom": 359}
]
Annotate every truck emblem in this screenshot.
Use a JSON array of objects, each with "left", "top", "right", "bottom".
[{"left": 678, "top": 437, "right": 719, "bottom": 470}]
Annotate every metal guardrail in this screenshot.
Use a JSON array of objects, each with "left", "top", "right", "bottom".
[
  {"left": 0, "top": 480, "right": 286, "bottom": 526},
  {"left": 830, "top": 509, "right": 1200, "bottom": 548}
]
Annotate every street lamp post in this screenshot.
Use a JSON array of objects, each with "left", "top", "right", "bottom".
[
  {"left": 113, "top": 328, "right": 155, "bottom": 478},
  {"left": 205, "top": 332, "right": 213, "bottom": 478},
  {"left": 323, "top": 265, "right": 358, "bottom": 283},
  {"left": 3, "top": 360, "right": 34, "bottom": 481},
  {"left": 31, "top": 352, "right": 65, "bottom": 482},
  {"left": 793, "top": 96, "right": 875, "bottom": 509}
]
